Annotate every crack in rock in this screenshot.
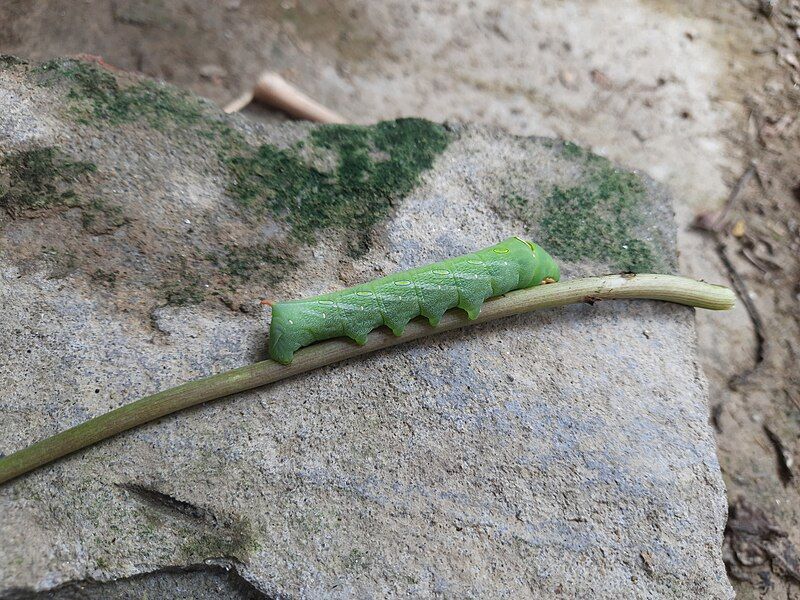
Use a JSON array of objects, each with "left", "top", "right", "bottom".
[
  {"left": 117, "top": 482, "right": 219, "bottom": 526},
  {"left": 0, "top": 562, "right": 274, "bottom": 600}
]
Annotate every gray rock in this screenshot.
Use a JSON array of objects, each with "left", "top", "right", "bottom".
[
  {"left": 3, "top": 564, "right": 265, "bottom": 600},
  {"left": 0, "top": 59, "right": 732, "bottom": 598}
]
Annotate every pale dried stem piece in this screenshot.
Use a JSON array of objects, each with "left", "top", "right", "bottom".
[{"left": 224, "top": 71, "right": 347, "bottom": 124}]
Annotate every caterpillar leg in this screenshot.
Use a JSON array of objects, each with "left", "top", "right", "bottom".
[
  {"left": 343, "top": 318, "right": 374, "bottom": 345},
  {"left": 374, "top": 279, "right": 419, "bottom": 336},
  {"left": 385, "top": 319, "right": 408, "bottom": 337},
  {"left": 454, "top": 273, "right": 493, "bottom": 321},
  {"left": 337, "top": 289, "right": 385, "bottom": 345},
  {"left": 426, "top": 312, "right": 444, "bottom": 327},
  {"left": 457, "top": 300, "right": 482, "bottom": 321},
  {"left": 349, "top": 332, "right": 368, "bottom": 345}
]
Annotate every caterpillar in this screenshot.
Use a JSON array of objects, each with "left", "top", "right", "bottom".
[{"left": 268, "top": 236, "right": 560, "bottom": 364}]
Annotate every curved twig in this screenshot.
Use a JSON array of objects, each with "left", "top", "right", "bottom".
[{"left": 0, "top": 274, "right": 735, "bottom": 485}]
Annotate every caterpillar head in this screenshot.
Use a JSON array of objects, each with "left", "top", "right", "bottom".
[{"left": 514, "top": 236, "right": 560, "bottom": 287}]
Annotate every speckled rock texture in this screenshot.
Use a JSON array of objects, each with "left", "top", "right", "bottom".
[
  {"left": 0, "top": 58, "right": 732, "bottom": 599},
  {"left": 3, "top": 565, "right": 265, "bottom": 600}
]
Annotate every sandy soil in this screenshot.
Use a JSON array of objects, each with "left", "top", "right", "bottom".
[{"left": 1, "top": 0, "right": 799, "bottom": 596}]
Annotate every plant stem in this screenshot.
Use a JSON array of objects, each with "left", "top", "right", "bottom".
[{"left": 0, "top": 274, "right": 735, "bottom": 485}]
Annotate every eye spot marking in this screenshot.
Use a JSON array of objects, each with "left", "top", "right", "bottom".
[
  {"left": 394, "top": 280, "right": 412, "bottom": 286},
  {"left": 356, "top": 291, "right": 373, "bottom": 296},
  {"left": 319, "top": 300, "right": 334, "bottom": 305},
  {"left": 467, "top": 259, "right": 482, "bottom": 265},
  {"left": 432, "top": 269, "right": 450, "bottom": 276},
  {"left": 493, "top": 248, "right": 510, "bottom": 254}
]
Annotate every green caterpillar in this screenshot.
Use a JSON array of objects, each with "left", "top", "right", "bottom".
[{"left": 268, "top": 236, "right": 560, "bottom": 364}]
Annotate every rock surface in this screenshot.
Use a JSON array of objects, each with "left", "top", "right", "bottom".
[
  {"left": 0, "top": 59, "right": 732, "bottom": 598},
  {"left": 4, "top": 565, "right": 265, "bottom": 600}
]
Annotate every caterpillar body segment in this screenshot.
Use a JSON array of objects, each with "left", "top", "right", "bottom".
[{"left": 268, "top": 236, "right": 560, "bottom": 364}]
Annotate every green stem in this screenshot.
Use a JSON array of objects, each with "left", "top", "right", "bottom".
[{"left": 0, "top": 274, "right": 734, "bottom": 485}]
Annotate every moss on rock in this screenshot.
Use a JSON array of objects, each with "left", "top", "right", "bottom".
[
  {"left": 161, "top": 277, "right": 205, "bottom": 306},
  {"left": 28, "top": 60, "right": 450, "bottom": 254},
  {"left": 0, "top": 55, "right": 27, "bottom": 68},
  {"left": 503, "top": 145, "right": 660, "bottom": 272},
  {"left": 224, "top": 119, "right": 450, "bottom": 252},
  {"left": 32, "top": 59, "right": 207, "bottom": 130},
  {"left": 540, "top": 160, "right": 656, "bottom": 272},
  {"left": 210, "top": 243, "right": 297, "bottom": 284},
  {"left": 0, "top": 147, "right": 96, "bottom": 214},
  {"left": 80, "top": 197, "right": 129, "bottom": 233}
]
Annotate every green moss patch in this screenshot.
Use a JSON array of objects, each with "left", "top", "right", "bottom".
[
  {"left": 81, "top": 197, "right": 129, "bottom": 233},
  {"left": 11, "top": 62, "right": 452, "bottom": 305},
  {"left": 27, "top": 60, "right": 450, "bottom": 254},
  {"left": 541, "top": 161, "right": 656, "bottom": 272},
  {"left": 224, "top": 119, "right": 450, "bottom": 251},
  {"left": 0, "top": 147, "right": 96, "bottom": 214},
  {"left": 210, "top": 243, "right": 297, "bottom": 284},
  {"left": 32, "top": 59, "right": 206, "bottom": 130},
  {"left": 0, "top": 146, "right": 130, "bottom": 238},
  {"left": 161, "top": 277, "right": 205, "bottom": 306},
  {"left": 30, "top": 59, "right": 449, "bottom": 254},
  {"left": 504, "top": 148, "right": 660, "bottom": 272},
  {"left": 559, "top": 140, "right": 585, "bottom": 160}
]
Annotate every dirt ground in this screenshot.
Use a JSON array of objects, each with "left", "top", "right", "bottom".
[{"left": 1, "top": 0, "right": 799, "bottom": 596}]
